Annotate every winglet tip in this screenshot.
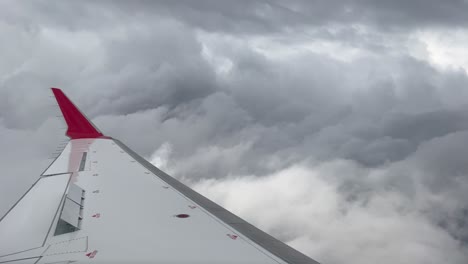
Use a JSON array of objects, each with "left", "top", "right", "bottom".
[{"left": 51, "top": 88, "right": 110, "bottom": 140}]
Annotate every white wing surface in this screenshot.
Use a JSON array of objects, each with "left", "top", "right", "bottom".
[{"left": 0, "top": 88, "right": 319, "bottom": 264}]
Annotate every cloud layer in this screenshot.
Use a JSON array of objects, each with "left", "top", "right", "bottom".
[{"left": 1, "top": 1, "right": 468, "bottom": 263}]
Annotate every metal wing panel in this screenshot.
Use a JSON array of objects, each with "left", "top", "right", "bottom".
[
  {"left": 115, "top": 139, "right": 319, "bottom": 264},
  {"left": 32, "top": 138, "right": 291, "bottom": 264}
]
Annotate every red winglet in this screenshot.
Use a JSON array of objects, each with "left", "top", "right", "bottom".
[{"left": 51, "top": 88, "right": 107, "bottom": 139}]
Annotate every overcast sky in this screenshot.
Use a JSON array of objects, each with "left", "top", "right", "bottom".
[{"left": 1, "top": 1, "right": 468, "bottom": 263}]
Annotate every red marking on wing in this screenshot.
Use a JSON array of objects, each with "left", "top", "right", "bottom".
[
  {"left": 51, "top": 88, "right": 109, "bottom": 139},
  {"left": 86, "top": 250, "right": 98, "bottom": 258},
  {"left": 227, "top": 234, "right": 238, "bottom": 240},
  {"left": 175, "top": 214, "right": 190, "bottom": 218}
]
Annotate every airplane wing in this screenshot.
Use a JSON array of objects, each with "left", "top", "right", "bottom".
[{"left": 0, "top": 88, "right": 320, "bottom": 264}]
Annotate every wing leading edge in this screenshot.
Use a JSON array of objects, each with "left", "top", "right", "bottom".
[{"left": 0, "top": 88, "right": 320, "bottom": 264}]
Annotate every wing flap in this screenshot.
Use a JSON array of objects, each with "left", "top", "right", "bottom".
[{"left": 0, "top": 173, "right": 71, "bottom": 256}]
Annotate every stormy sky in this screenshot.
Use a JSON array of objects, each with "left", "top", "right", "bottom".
[{"left": 1, "top": 1, "right": 468, "bottom": 263}]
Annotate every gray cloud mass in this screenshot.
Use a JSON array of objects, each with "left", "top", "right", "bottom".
[{"left": 1, "top": 1, "right": 468, "bottom": 264}]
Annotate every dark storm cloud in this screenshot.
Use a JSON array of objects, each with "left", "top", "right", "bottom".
[
  {"left": 1, "top": 1, "right": 468, "bottom": 263},
  {"left": 94, "top": 0, "right": 468, "bottom": 33},
  {"left": 5, "top": 0, "right": 468, "bottom": 36},
  {"left": 117, "top": 0, "right": 468, "bottom": 33}
]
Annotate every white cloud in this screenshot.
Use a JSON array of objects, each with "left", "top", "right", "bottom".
[
  {"left": 413, "top": 29, "right": 468, "bottom": 74},
  {"left": 191, "top": 162, "right": 468, "bottom": 264},
  {"left": 149, "top": 142, "right": 173, "bottom": 173}
]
